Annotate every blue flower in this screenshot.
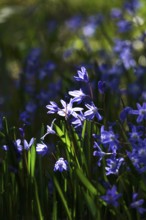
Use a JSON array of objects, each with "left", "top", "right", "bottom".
[
  {"left": 23, "top": 137, "right": 35, "bottom": 150},
  {"left": 57, "top": 99, "right": 83, "bottom": 119},
  {"left": 71, "top": 111, "right": 85, "bottom": 128},
  {"left": 105, "top": 157, "right": 124, "bottom": 175},
  {"left": 84, "top": 102, "right": 102, "bottom": 121},
  {"left": 68, "top": 89, "right": 87, "bottom": 104},
  {"left": 14, "top": 139, "right": 23, "bottom": 152},
  {"left": 98, "top": 81, "right": 106, "bottom": 94},
  {"left": 41, "top": 118, "right": 56, "bottom": 140},
  {"left": 14, "top": 138, "right": 35, "bottom": 152},
  {"left": 130, "top": 102, "right": 146, "bottom": 123},
  {"left": 36, "top": 142, "right": 48, "bottom": 156},
  {"left": 46, "top": 101, "right": 59, "bottom": 114},
  {"left": 120, "top": 106, "right": 132, "bottom": 122},
  {"left": 117, "top": 20, "right": 132, "bottom": 33},
  {"left": 54, "top": 158, "right": 68, "bottom": 172},
  {"left": 100, "top": 185, "right": 122, "bottom": 207},
  {"left": 100, "top": 126, "right": 119, "bottom": 152},
  {"left": 74, "top": 66, "right": 89, "bottom": 83},
  {"left": 130, "top": 193, "right": 146, "bottom": 214},
  {"left": 93, "top": 141, "right": 113, "bottom": 166}
]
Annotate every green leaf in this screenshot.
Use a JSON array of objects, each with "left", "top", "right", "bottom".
[
  {"left": 82, "top": 190, "right": 97, "bottom": 218},
  {"left": 30, "top": 143, "right": 36, "bottom": 178},
  {"left": 76, "top": 168, "right": 98, "bottom": 195},
  {"left": 53, "top": 176, "right": 72, "bottom": 220}
]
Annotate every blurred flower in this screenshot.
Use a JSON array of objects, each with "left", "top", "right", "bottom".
[
  {"left": 117, "top": 20, "right": 132, "bottom": 33},
  {"left": 130, "top": 193, "right": 146, "bottom": 214},
  {"left": 100, "top": 185, "right": 122, "bottom": 207},
  {"left": 130, "top": 102, "right": 146, "bottom": 123},
  {"left": 124, "top": 0, "right": 140, "bottom": 14},
  {"left": 98, "top": 81, "right": 106, "bottom": 94},
  {"left": 74, "top": 66, "right": 89, "bottom": 83},
  {"left": 65, "top": 15, "right": 82, "bottom": 30},
  {"left": 82, "top": 23, "right": 96, "bottom": 37},
  {"left": 54, "top": 158, "right": 68, "bottom": 172},
  {"left": 110, "top": 8, "right": 122, "bottom": 19},
  {"left": 120, "top": 106, "right": 132, "bottom": 122},
  {"left": 14, "top": 139, "right": 23, "bottom": 152}
]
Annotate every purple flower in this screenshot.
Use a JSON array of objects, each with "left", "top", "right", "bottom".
[
  {"left": 100, "top": 126, "right": 119, "bottom": 152},
  {"left": 54, "top": 158, "right": 68, "bottom": 172},
  {"left": 74, "top": 66, "right": 89, "bottom": 83},
  {"left": 130, "top": 102, "right": 146, "bottom": 123},
  {"left": 98, "top": 81, "right": 106, "bottom": 94},
  {"left": 120, "top": 106, "right": 132, "bottom": 122},
  {"left": 130, "top": 193, "right": 146, "bottom": 214},
  {"left": 105, "top": 157, "right": 124, "bottom": 175},
  {"left": 71, "top": 111, "right": 85, "bottom": 128},
  {"left": 100, "top": 185, "right": 122, "bottom": 207},
  {"left": 14, "top": 138, "right": 35, "bottom": 152},
  {"left": 57, "top": 99, "right": 83, "bottom": 119},
  {"left": 93, "top": 141, "right": 113, "bottom": 166},
  {"left": 23, "top": 137, "right": 35, "bottom": 150},
  {"left": 2, "top": 145, "right": 8, "bottom": 151},
  {"left": 110, "top": 8, "right": 122, "bottom": 19},
  {"left": 68, "top": 89, "right": 86, "bottom": 104},
  {"left": 93, "top": 141, "right": 106, "bottom": 166},
  {"left": 46, "top": 101, "right": 59, "bottom": 114},
  {"left": 117, "top": 20, "right": 132, "bottom": 33},
  {"left": 84, "top": 102, "right": 102, "bottom": 121},
  {"left": 41, "top": 118, "right": 56, "bottom": 140},
  {"left": 14, "top": 139, "right": 23, "bottom": 152},
  {"left": 128, "top": 125, "right": 143, "bottom": 143},
  {"left": 36, "top": 142, "right": 48, "bottom": 156}
]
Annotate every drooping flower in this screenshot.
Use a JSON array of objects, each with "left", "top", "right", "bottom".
[
  {"left": 36, "top": 142, "right": 48, "bottom": 156},
  {"left": 54, "top": 158, "right": 68, "bottom": 172}
]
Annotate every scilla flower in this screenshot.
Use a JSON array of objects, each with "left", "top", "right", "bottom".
[{"left": 54, "top": 158, "right": 68, "bottom": 172}]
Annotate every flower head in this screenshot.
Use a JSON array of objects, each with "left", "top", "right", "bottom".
[
  {"left": 84, "top": 102, "right": 102, "bottom": 121},
  {"left": 74, "top": 66, "right": 89, "bottom": 83},
  {"left": 100, "top": 185, "right": 122, "bottom": 207},
  {"left": 130, "top": 102, "right": 146, "bottom": 123},
  {"left": 36, "top": 142, "right": 48, "bottom": 156},
  {"left": 58, "top": 99, "right": 83, "bottom": 119},
  {"left": 41, "top": 118, "right": 56, "bottom": 140},
  {"left": 130, "top": 193, "right": 146, "bottom": 214},
  {"left": 54, "top": 158, "right": 68, "bottom": 172}
]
